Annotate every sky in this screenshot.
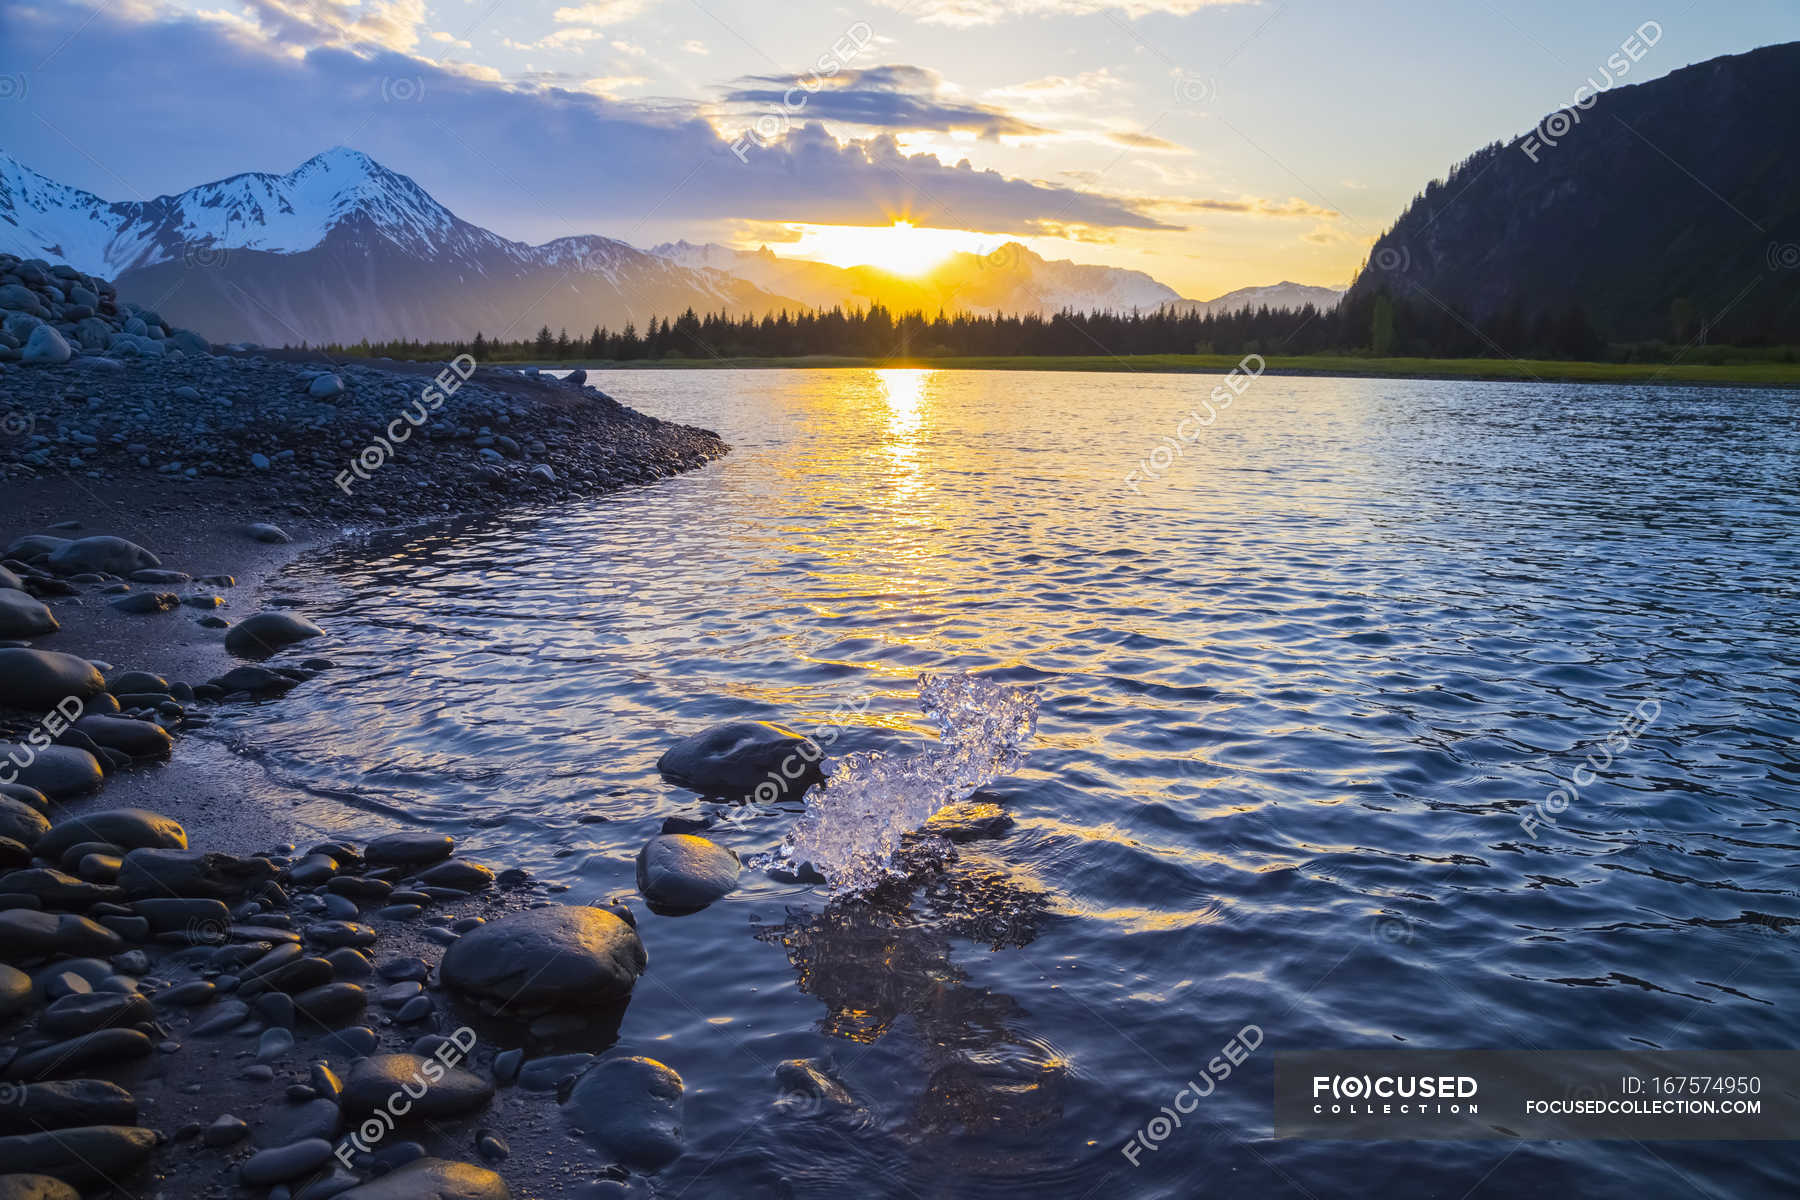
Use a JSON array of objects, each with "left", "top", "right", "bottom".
[{"left": 1, "top": 0, "right": 1796, "bottom": 299}]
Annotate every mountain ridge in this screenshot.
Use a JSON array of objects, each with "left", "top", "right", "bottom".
[{"left": 1, "top": 146, "right": 1341, "bottom": 344}]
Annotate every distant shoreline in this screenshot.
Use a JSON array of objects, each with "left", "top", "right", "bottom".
[{"left": 423, "top": 353, "right": 1800, "bottom": 389}]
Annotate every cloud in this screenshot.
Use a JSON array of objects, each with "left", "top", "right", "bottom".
[
  {"left": 682, "top": 40, "right": 709, "bottom": 55},
  {"left": 0, "top": 4, "right": 1177, "bottom": 240},
  {"left": 237, "top": 0, "right": 428, "bottom": 51},
  {"left": 552, "top": 0, "right": 651, "bottom": 24},
  {"left": 1158, "top": 196, "right": 1341, "bottom": 219},
  {"left": 1106, "top": 130, "right": 1185, "bottom": 151},
  {"left": 723, "top": 64, "right": 1051, "bottom": 139},
  {"left": 879, "top": 0, "right": 1257, "bottom": 27}
]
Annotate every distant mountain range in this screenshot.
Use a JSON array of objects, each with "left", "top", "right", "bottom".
[
  {"left": 0, "top": 147, "right": 1340, "bottom": 345},
  {"left": 1348, "top": 41, "right": 1800, "bottom": 343}
]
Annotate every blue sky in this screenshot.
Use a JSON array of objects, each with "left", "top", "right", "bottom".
[{"left": 2, "top": 0, "right": 1795, "bottom": 297}]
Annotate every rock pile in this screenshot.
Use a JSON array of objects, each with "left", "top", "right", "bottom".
[
  {"left": 0, "top": 257, "right": 730, "bottom": 523},
  {"left": 0, "top": 254, "right": 209, "bottom": 367}
]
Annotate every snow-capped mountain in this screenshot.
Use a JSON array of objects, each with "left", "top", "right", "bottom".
[
  {"left": 0, "top": 147, "right": 799, "bottom": 344},
  {"left": 652, "top": 239, "right": 1339, "bottom": 318},
  {"left": 1170, "top": 281, "right": 1344, "bottom": 317}
]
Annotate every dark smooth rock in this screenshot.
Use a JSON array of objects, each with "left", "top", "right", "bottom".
[
  {"left": 656, "top": 720, "right": 823, "bottom": 798},
  {"left": 71, "top": 716, "right": 172, "bottom": 760},
  {"left": 635, "top": 835, "right": 740, "bottom": 911},
  {"left": 0, "top": 962, "right": 30, "bottom": 1019},
  {"left": 241, "top": 1138, "right": 334, "bottom": 1186},
  {"left": 0, "top": 869, "right": 122, "bottom": 909},
  {"left": 0, "top": 589, "right": 57, "bottom": 637},
  {"left": 37, "top": 809, "right": 186, "bottom": 860},
  {"left": 414, "top": 860, "right": 494, "bottom": 892},
  {"left": 202, "top": 1114, "right": 249, "bottom": 1147},
  {"left": 5, "top": 1029, "right": 152, "bottom": 1080},
  {"left": 440, "top": 906, "right": 645, "bottom": 1014},
  {"left": 116, "top": 848, "right": 272, "bottom": 898},
  {"left": 517, "top": 1053, "right": 593, "bottom": 1092},
  {"left": 105, "top": 671, "right": 167, "bottom": 695},
  {"left": 252, "top": 1098, "right": 341, "bottom": 1149},
  {"left": 0, "top": 1079, "right": 135, "bottom": 1133},
  {"left": 225, "top": 612, "right": 324, "bottom": 660},
  {"left": 310, "top": 921, "right": 377, "bottom": 948},
  {"left": 0, "top": 748, "right": 102, "bottom": 801},
  {"left": 108, "top": 593, "right": 178, "bottom": 615},
  {"left": 336, "top": 1159, "right": 509, "bottom": 1200},
  {"left": 343, "top": 1054, "right": 494, "bottom": 1118},
  {"left": 562, "top": 1057, "right": 685, "bottom": 1168},
  {"left": 0, "top": 784, "right": 48, "bottom": 811},
  {"left": 39, "top": 991, "right": 152, "bottom": 1036},
  {"left": 211, "top": 666, "right": 298, "bottom": 695},
  {"left": 292, "top": 983, "right": 367, "bottom": 1027},
  {"left": 0, "top": 1126, "right": 157, "bottom": 1184},
  {"left": 130, "top": 896, "right": 226, "bottom": 933},
  {"left": 0, "top": 1176, "right": 79, "bottom": 1200},
  {"left": 188, "top": 999, "right": 251, "bottom": 1036},
  {"left": 364, "top": 833, "right": 454, "bottom": 867},
  {"left": 0, "top": 911, "right": 122, "bottom": 961},
  {"left": 47, "top": 537, "right": 159, "bottom": 577},
  {"left": 0, "top": 799, "right": 50, "bottom": 847}
]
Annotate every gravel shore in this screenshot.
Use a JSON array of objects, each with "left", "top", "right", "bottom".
[{"left": 0, "top": 332, "right": 733, "bottom": 1196}]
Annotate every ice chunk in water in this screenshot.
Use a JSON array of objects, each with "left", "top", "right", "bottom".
[{"left": 758, "top": 672, "right": 1040, "bottom": 895}]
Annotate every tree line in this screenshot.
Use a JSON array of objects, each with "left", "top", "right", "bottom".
[{"left": 314, "top": 295, "right": 1794, "bottom": 364}]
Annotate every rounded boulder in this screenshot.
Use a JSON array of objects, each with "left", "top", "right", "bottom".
[
  {"left": 224, "top": 612, "right": 324, "bottom": 660},
  {"left": 655, "top": 721, "right": 823, "bottom": 799},
  {"left": 635, "top": 835, "right": 740, "bottom": 911},
  {"left": 0, "top": 649, "right": 106, "bottom": 713},
  {"left": 441, "top": 905, "right": 645, "bottom": 1014}
]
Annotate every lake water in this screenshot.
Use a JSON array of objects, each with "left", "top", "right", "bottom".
[{"left": 221, "top": 368, "right": 1800, "bottom": 1197}]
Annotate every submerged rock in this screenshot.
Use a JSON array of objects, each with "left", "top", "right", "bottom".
[
  {"left": 656, "top": 721, "right": 824, "bottom": 798},
  {"left": 365, "top": 832, "right": 453, "bottom": 867},
  {"left": 563, "top": 1057, "right": 684, "bottom": 1168},
  {"left": 440, "top": 906, "right": 645, "bottom": 1014},
  {"left": 635, "top": 835, "right": 739, "bottom": 911}
]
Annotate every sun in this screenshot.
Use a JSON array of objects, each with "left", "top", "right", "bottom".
[{"left": 779, "top": 221, "right": 991, "bottom": 277}]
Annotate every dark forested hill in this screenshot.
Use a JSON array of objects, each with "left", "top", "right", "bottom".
[{"left": 1345, "top": 42, "right": 1800, "bottom": 351}]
